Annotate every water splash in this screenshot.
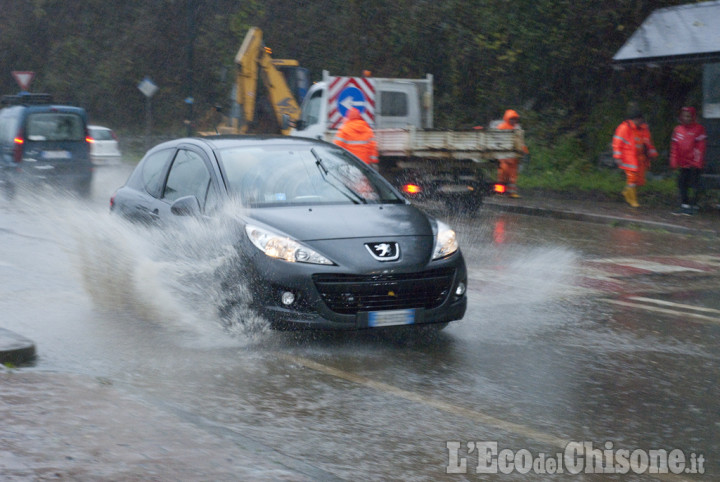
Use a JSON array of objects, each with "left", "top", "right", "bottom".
[{"left": 8, "top": 186, "right": 270, "bottom": 339}]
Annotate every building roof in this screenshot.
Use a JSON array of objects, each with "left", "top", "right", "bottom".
[{"left": 613, "top": 1, "right": 720, "bottom": 65}]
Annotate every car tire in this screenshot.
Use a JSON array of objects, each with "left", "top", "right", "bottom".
[
  {"left": 75, "top": 180, "right": 92, "bottom": 199},
  {"left": 3, "top": 181, "right": 16, "bottom": 200}
]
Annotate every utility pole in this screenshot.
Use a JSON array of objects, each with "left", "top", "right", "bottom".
[{"left": 185, "top": 0, "right": 198, "bottom": 136}]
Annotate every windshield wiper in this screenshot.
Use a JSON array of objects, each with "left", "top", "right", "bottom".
[{"left": 311, "top": 148, "right": 366, "bottom": 204}]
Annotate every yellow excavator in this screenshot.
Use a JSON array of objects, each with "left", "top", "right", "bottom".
[{"left": 205, "top": 27, "right": 307, "bottom": 135}]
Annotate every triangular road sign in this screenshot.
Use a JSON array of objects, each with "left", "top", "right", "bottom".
[{"left": 12, "top": 71, "right": 35, "bottom": 91}]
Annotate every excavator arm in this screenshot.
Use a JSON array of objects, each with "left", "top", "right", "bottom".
[{"left": 234, "top": 27, "right": 301, "bottom": 135}]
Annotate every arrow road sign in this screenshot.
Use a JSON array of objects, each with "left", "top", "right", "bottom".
[
  {"left": 336, "top": 86, "right": 366, "bottom": 118},
  {"left": 327, "top": 76, "right": 376, "bottom": 129}
]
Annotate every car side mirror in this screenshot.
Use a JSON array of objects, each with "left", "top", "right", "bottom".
[{"left": 170, "top": 195, "right": 201, "bottom": 216}]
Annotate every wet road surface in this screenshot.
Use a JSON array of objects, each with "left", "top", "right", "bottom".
[{"left": 1, "top": 165, "right": 718, "bottom": 480}]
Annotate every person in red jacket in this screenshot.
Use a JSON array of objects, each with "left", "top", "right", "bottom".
[
  {"left": 612, "top": 106, "right": 658, "bottom": 207},
  {"left": 497, "top": 109, "right": 529, "bottom": 198},
  {"left": 670, "top": 106, "right": 707, "bottom": 215},
  {"left": 333, "top": 107, "right": 379, "bottom": 169}
]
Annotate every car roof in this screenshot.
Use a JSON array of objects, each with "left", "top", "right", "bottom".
[
  {"left": 151, "top": 135, "right": 326, "bottom": 152},
  {"left": 23, "top": 104, "right": 86, "bottom": 113}
]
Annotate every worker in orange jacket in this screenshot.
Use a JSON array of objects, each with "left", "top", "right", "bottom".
[
  {"left": 333, "top": 107, "right": 379, "bottom": 169},
  {"left": 497, "top": 109, "right": 529, "bottom": 198},
  {"left": 612, "top": 106, "right": 658, "bottom": 207}
]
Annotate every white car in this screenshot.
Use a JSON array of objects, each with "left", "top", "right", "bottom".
[{"left": 88, "top": 125, "right": 122, "bottom": 165}]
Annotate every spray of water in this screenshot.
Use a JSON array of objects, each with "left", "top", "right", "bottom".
[{"left": 8, "top": 186, "right": 270, "bottom": 339}]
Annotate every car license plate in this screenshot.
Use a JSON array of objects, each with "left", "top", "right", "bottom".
[
  {"left": 368, "top": 309, "right": 415, "bottom": 327},
  {"left": 43, "top": 150, "right": 71, "bottom": 159},
  {"left": 439, "top": 184, "right": 473, "bottom": 193}
]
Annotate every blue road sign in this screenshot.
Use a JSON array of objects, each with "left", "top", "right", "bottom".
[{"left": 337, "top": 86, "right": 366, "bottom": 118}]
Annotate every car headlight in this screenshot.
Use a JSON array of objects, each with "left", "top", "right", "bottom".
[
  {"left": 245, "top": 224, "right": 333, "bottom": 265},
  {"left": 432, "top": 220, "right": 459, "bottom": 260}
]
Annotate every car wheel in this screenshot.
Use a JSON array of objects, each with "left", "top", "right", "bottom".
[
  {"left": 75, "top": 180, "right": 92, "bottom": 198},
  {"left": 3, "top": 181, "right": 16, "bottom": 200}
]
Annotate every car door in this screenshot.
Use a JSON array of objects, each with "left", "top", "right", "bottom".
[
  {"left": 155, "top": 147, "right": 220, "bottom": 220},
  {"left": 120, "top": 147, "right": 174, "bottom": 224}
]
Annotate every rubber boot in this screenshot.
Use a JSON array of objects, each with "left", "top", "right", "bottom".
[
  {"left": 622, "top": 186, "right": 633, "bottom": 206},
  {"left": 627, "top": 186, "right": 640, "bottom": 208}
]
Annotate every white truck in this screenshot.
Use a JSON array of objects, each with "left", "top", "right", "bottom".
[{"left": 291, "top": 70, "right": 521, "bottom": 212}]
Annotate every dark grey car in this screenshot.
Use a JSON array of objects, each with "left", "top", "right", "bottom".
[{"left": 111, "top": 136, "right": 467, "bottom": 330}]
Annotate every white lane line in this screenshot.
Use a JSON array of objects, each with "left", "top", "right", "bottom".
[
  {"left": 628, "top": 296, "right": 720, "bottom": 315},
  {"left": 591, "top": 259, "right": 704, "bottom": 273},
  {"left": 601, "top": 299, "right": 720, "bottom": 325}
]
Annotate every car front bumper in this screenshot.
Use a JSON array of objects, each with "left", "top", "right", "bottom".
[{"left": 243, "top": 250, "right": 468, "bottom": 330}]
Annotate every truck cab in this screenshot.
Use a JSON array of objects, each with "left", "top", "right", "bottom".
[{"left": 292, "top": 71, "right": 433, "bottom": 141}]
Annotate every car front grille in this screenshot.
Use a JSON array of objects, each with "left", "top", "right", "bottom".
[{"left": 313, "top": 268, "right": 455, "bottom": 315}]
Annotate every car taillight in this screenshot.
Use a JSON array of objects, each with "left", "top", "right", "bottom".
[
  {"left": 111, "top": 131, "right": 118, "bottom": 141},
  {"left": 87, "top": 136, "right": 95, "bottom": 143},
  {"left": 109, "top": 194, "right": 116, "bottom": 210},
  {"left": 402, "top": 183, "right": 422, "bottom": 195},
  {"left": 13, "top": 134, "right": 24, "bottom": 163},
  {"left": 493, "top": 183, "right": 506, "bottom": 194}
]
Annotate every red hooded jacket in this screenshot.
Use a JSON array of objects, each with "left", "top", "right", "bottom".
[
  {"left": 670, "top": 107, "right": 706, "bottom": 169},
  {"left": 333, "top": 108, "right": 378, "bottom": 164}
]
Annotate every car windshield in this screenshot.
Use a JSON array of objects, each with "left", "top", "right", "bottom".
[
  {"left": 217, "top": 143, "right": 405, "bottom": 206},
  {"left": 26, "top": 112, "right": 85, "bottom": 142},
  {"left": 89, "top": 128, "right": 114, "bottom": 141}
]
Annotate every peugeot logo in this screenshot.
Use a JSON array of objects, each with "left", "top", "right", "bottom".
[{"left": 365, "top": 242, "right": 400, "bottom": 261}]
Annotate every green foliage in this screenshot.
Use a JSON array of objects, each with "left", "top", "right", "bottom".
[
  {"left": 0, "top": 0, "right": 707, "bottom": 149},
  {"left": 525, "top": 134, "right": 589, "bottom": 175},
  {"left": 520, "top": 162, "right": 677, "bottom": 199}
]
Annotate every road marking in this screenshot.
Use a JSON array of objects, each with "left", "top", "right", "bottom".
[
  {"left": 281, "top": 353, "right": 692, "bottom": 481},
  {"left": 601, "top": 299, "right": 720, "bottom": 325},
  {"left": 628, "top": 296, "right": 720, "bottom": 315},
  {"left": 589, "top": 258, "right": 704, "bottom": 274}
]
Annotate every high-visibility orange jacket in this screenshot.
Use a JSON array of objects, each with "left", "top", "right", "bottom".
[
  {"left": 497, "top": 109, "right": 529, "bottom": 154},
  {"left": 613, "top": 120, "right": 658, "bottom": 172},
  {"left": 333, "top": 108, "right": 378, "bottom": 165}
]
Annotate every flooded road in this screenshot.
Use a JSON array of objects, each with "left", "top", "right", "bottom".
[{"left": 1, "top": 166, "right": 719, "bottom": 479}]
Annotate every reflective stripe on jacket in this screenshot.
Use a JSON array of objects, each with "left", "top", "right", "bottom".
[
  {"left": 670, "top": 123, "right": 706, "bottom": 169},
  {"left": 333, "top": 119, "right": 378, "bottom": 164},
  {"left": 612, "top": 120, "right": 657, "bottom": 172}
]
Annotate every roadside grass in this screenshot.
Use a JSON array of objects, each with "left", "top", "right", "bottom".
[
  {"left": 517, "top": 137, "right": 678, "bottom": 206},
  {"left": 520, "top": 166, "right": 676, "bottom": 197}
]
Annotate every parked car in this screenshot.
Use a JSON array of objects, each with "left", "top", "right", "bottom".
[
  {"left": 110, "top": 136, "right": 467, "bottom": 330},
  {"left": 88, "top": 125, "right": 122, "bottom": 165},
  {"left": 0, "top": 93, "right": 93, "bottom": 198}
]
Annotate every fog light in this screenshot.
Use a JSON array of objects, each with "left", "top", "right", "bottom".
[
  {"left": 455, "top": 282, "right": 466, "bottom": 296},
  {"left": 281, "top": 291, "right": 295, "bottom": 306}
]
